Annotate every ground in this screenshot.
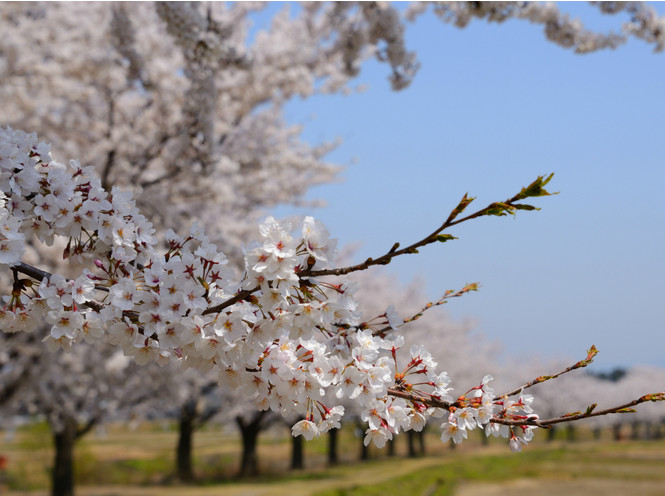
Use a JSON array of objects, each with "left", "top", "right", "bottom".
[{"left": 1, "top": 422, "right": 664, "bottom": 495}]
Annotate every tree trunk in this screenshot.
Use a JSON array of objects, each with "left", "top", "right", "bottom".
[
  {"left": 235, "top": 411, "right": 266, "bottom": 478},
  {"left": 327, "top": 428, "right": 339, "bottom": 466},
  {"left": 358, "top": 423, "right": 369, "bottom": 461},
  {"left": 407, "top": 430, "right": 416, "bottom": 458},
  {"left": 644, "top": 422, "right": 653, "bottom": 440},
  {"left": 290, "top": 430, "right": 304, "bottom": 470},
  {"left": 565, "top": 424, "right": 576, "bottom": 442},
  {"left": 418, "top": 430, "right": 426, "bottom": 455},
  {"left": 479, "top": 428, "right": 489, "bottom": 446},
  {"left": 407, "top": 430, "right": 426, "bottom": 456},
  {"left": 547, "top": 425, "right": 558, "bottom": 442},
  {"left": 176, "top": 401, "right": 197, "bottom": 482},
  {"left": 613, "top": 423, "right": 623, "bottom": 441},
  {"left": 655, "top": 421, "right": 665, "bottom": 440},
  {"left": 52, "top": 417, "right": 77, "bottom": 496},
  {"left": 386, "top": 437, "right": 395, "bottom": 456}
]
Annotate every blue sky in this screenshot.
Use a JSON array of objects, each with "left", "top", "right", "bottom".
[{"left": 270, "top": 3, "right": 665, "bottom": 370}]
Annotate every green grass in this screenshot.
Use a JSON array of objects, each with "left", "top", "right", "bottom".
[
  {"left": 1, "top": 421, "right": 665, "bottom": 495},
  {"left": 311, "top": 442, "right": 665, "bottom": 496}
]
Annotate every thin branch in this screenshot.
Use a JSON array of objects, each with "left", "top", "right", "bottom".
[
  {"left": 202, "top": 285, "right": 258, "bottom": 315},
  {"left": 357, "top": 282, "right": 479, "bottom": 338},
  {"left": 300, "top": 174, "right": 555, "bottom": 278},
  {"left": 131, "top": 132, "right": 173, "bottom": 186},
  {"left": 13, "top": 262, "right": 104, "bottom": 313},
  {"left": 492, "top": 392, "right": 665, "bottom": 428},
  {"left": 388, "top": 385, "right": 665, "bottom": 431},
  {"left": 402, "top": 282, "right": 479, "bottom": 325},
  {"left": 140, "top": 168, "right": 181, "bottom": 189},
  {"left": 100, "top": 90, "right": 116, "bottom": 192},
  {"left": 76, "top": 415, "right": 101, "bottom": 439},
  {"left": 500, "top": 345, "right": 599, "bottom": 398},
  {"left": 388, "top": 388, "right": 457, "bottom": 410}
]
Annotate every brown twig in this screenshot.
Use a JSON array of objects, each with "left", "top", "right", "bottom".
[
  {"left": 359, "top": 282, "right": 479, "bottom": 338},
  {"left": 299, "top": 174, "right": 555, "bottom": 279},
  {"left": 202, "top": 286, "right": 258, "bottom": 315},
  {"left": 13, "top": 262, "right": 104, "bottom": 313},
  {"left": 388, "top": 381, "right": 665, "bottom": 430},
  {"left": 500, "top": 345, "right": 599, "bottom": 398},
  {"left": 387, "top": 388, "right": 458, "bottom": 410},
  {"left": 402, "top": 282, "right": 479, "bottom": 325},
  {"left": 492, "top": 392, "right": 665, "bottom": 428}
]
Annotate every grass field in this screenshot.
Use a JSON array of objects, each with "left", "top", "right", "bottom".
[{"left": 1, "top": 422, "right": 664, "bottom": 495}]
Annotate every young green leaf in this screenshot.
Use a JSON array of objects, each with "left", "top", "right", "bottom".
[
  {"left": 484, "top": 202, "right": 515, "bottom": 217},
  {"left": 513, "top": 204, "right": 539, "bottom": 211},
  {"left": 446, "top": 193, "right": 476, "bottom": 224},
  {"left": 640, "top": 392, "right": 665, "bottom": 402},
  {"left": 513, "top": 173, "right": 557, "bottom": 201}
]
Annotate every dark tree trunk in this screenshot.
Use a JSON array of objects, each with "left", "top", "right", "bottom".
[
  {"left": 358, "top": 423, "right": 369, "bottom": 461},
  {"left": 407, "top": 430, "right": 416, "bottom": 458},
  {"left": 327, "top": 428, "right": 339, "bottom": 466},
  {"left": 407, "top": 430, "right": 426, "bottom": 456},
  {"left": 631, "top": 422, "right": 640, "bottom": 440},
  {"left": 52, "top": 417, "right": 77, "bottom": 496},
  {"left": 547, "top": 425, "right": 558, "bottom": 442},
  {"left": 360, "top": 439, "right": 369, "bottom": 460},
  {"left": 386, "top": 437, "right": 395, "bottom": 457},
  {"left": 566, "top": 424, "right": 576, "bottom": 442},
  {"left": 613, "top": 423, "right": 623, "bottom": 441},
  {"left": 655, "top": 421, "right": 664, "bottom": 440},
  {"left": 176, "top": 401, "right": 197, "bottom": 482},
  {"left": 644, "top": 422, "right": 653, "bottom": 440},
  {"left": 235, "top": 411, "right": 267, "bottom": 478},
  {"left": 418, "top": 430, "right": 426, "bottom": 455},
  {"left": 592, "top": 427, "right": 602, "bottom": 441},
  {"left": 479, "top": 428, "right": 489, "bottom": 446},
  {"left": 290, "top": 430, "right": 304, "bottom": 470}
]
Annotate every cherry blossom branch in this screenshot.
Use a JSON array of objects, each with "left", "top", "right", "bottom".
[
  {"left": 492, "top": 392, "right": 665, "bottom": 428},
  {"left": 401, "top": 282, "right": 480, "bottom": 325},
  {"left": 13, "top": 262, "right": 104, "bottom": 313},
  {"left": 204, "top": 172, "right": 552, "bottom": 316},
  {"left": 388, "top": 359, "right": 665, "bottom": 432},
  {"left": 300, "top": 174, "right": 556, "bottom": 278},
  {"left": 202, "top": 286, "right": 258, "bottom": 315},
  {"left": 360, "top": 282, "right": 479, "bottom": 337},
  {"left": 387, "top": 387, "right": 457, "bottom": 410}
]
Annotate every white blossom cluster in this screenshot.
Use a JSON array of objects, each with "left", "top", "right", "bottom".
[
  {"left": 407, "top": 1, "right": 665, "bottom": 54},
  {"left": 0, "top": 127, "right": 538, "bottom": 450}
]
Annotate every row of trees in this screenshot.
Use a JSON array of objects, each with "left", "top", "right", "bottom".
[{"left": 1, "top": 3, "right": 665, "bottom": 496}]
